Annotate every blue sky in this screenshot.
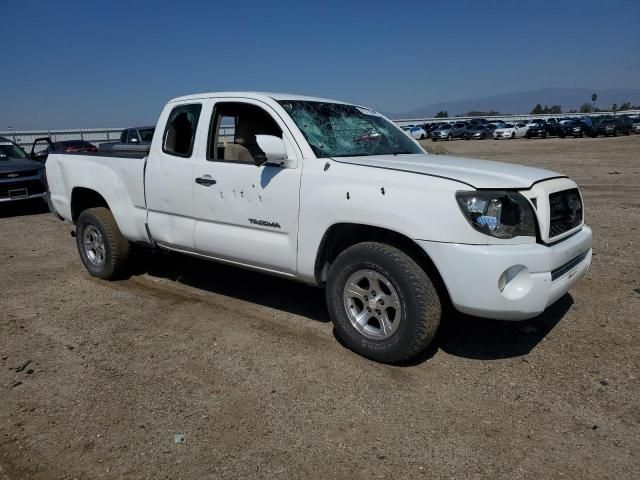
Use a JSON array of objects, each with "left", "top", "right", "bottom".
[{"left": 2, "top": 0, "right": 639, "bottom": 129}]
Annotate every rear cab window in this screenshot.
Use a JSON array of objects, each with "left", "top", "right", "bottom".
[{"left": 162, "top": 104, "right": 202, "bottom": 157}]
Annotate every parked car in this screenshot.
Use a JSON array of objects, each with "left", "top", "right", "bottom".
[
  {"left": 525, "top": 122, "right": 550, "bottom": 139},
  {"left": 467, "top": 118, "right": 487, "bottom": 126},
  {"left": 463, "top": 124, "right": 492, "bottom": 139},
  {"left": 98, "top": 126, "right": 155, "bottom": 153},
  {"left": 30, "top": 138, "right": 98, "bottom": 163},
  {"left": 592, "top": 116, "right": 633, "bottom": 137},
  {"left": 421, "top": 123, "right": 441, "bottom": 138},
  {"left": 46, "top": 91, "right": 592, "bottom": 363},
  {"left": 632, "top": 118, "right": 640, "bottom": 134},
  {"left": 558, "top": 120, "right": 593, "bottom": 138},
  {"left": 525, "top": 119, "right": 546, "bottom": 131},
  {"left": 401, "top": 126, "right": 427, "bottom": 140},
  {"left": 493, "top": 123, "right": 527, "bottom": 139},
  {"left": 0, "top": 137, "right": 48, "bottom": 203},
  {"left": 543, "top": 121, "right": 566, "bottom": 138},
  {"left": 431, "top": 122, "right": 466, "bottom": 141}
]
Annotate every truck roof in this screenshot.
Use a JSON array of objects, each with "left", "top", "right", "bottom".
[{"left": 168, "top": 91, "right": 352, "bottom": 106}]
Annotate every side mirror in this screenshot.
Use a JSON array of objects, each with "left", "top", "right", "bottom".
[{"left": 254, "top": 135, "right": 290, "bottom": 167}]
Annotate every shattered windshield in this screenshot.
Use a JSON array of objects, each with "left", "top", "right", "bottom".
[{"left": 278, "top": 100, "right": 423, "bottom": 158}]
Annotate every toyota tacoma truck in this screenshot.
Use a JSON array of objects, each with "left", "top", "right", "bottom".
[{"left": 46, "top": 92, "right": 592, "bottom": 363}]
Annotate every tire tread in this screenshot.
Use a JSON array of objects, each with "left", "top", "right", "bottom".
[
  {"left": 327, "top": 242, "right": 441, "bottom": 362},
  {"left": 77, "top": 207, "right": 130, "bottom": 279}
]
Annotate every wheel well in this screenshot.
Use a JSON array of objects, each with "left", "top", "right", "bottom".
[
  {"left": 314, "top": 224, "right": 449, "bottom": 302},
  {"left": 71, "top": 188, "right": 109, "bottom": 223}
]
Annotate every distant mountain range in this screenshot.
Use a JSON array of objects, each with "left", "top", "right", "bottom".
[{"left": 390, "top": 88, "right": 640, "bottom": 118}]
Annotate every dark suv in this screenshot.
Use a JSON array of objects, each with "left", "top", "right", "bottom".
[
  {"left": 558, "top": 120, "right": 594, "bottom": 138},
  {"left": 593, "top": 116, "right": 633, "bottom": 137}
]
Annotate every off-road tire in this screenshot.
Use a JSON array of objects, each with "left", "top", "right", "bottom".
[
  {"left": 326, "top": 242, "right": 442, "bottom": 363},
  {"left": 76, "top": 207, "right": 130, "bottom": 280}
]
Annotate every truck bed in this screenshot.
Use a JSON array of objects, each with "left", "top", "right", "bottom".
[{"left": 46, "top": 152, "right": 150, "bottom": 243}]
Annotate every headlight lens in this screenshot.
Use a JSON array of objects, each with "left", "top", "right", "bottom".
[{"left": 456, "top": 191, "right": 536, "bottom": 238}]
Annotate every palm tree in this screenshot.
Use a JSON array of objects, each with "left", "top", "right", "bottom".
[{"left": 591, "top": 93, "right": 598, "bottom": 112}]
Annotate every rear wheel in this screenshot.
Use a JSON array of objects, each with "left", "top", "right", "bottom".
[
  {"left": 76, "top": 207, "right": 130, "bottom": 279},
  {"left": 326, "top": 242, "right": 442, "bottom": 363}
]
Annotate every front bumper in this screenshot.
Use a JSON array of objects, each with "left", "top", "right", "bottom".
[
  {"left": 418, "top": 226, "right": 593, "bottom": 320},
  {"left": 0, "top": 192, "right": 48, "bottom": 203},
  {"left": 0, "top": 174, "right": 48, "bottom": 203}
]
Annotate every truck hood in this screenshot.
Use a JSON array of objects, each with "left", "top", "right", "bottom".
[
  {"left": 331, "top": 154, "right": 564, "bottom": 189},
  {"left": 0, "top": 158, "right": 45, "bottom": 174}
]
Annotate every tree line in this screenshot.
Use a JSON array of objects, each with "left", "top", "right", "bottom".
[{"left": 431, "top": 101, "right": 639, "bottom": 118}]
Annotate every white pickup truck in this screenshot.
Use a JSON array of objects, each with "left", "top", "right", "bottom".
[{"left": 46, "top": 92, "right": 592, "bottom": 362}]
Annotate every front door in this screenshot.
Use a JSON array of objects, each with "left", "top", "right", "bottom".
[{"left": 192, "top": 99, "right": 302, "bottom": 275}]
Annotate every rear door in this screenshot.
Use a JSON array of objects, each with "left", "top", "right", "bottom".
[
  {"left": 192, "top": 98, "right": 302, "bottom": 274},
  {"left": 145, "top": 101, "right": 204, "bottom": 250}
]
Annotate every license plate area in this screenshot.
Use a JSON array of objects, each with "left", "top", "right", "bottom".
[{"left": 9, "top": 188, "right": 28, "bottom": 199}]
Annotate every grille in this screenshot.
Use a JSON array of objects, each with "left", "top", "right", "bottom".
[
  {"left": 0, "top": 170, "right": 39, "bottom": 179},
  {"left": 0, "top": 179, "right": 46, "bottom": 198},
  {"left": 549, "top": 188, "right": 583, "bottom": 238}
]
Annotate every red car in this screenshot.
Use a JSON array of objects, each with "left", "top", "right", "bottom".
[{"left": 30, "top": 137, "right": 98, "bottom": 163}]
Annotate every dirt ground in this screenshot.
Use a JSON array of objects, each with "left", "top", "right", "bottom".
[{"left": 1, "top": 135, "right": 639, "bottom": 479}]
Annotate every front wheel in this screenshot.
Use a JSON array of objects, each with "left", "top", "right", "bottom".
[
  {"left": 420, "top": 134, "right": 425, "bottom": 140},
  {"left": 76, "top": 207, "right": 130, "bottom": 279},
  {"left": 326, "top": 242, "right": 442, "bottom": 363},
  {"left": 447, "top": 134, "right": 452, "bottom": 141}
]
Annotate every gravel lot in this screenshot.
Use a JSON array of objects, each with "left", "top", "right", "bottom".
[{"left": 1, "top": 135, "right": 639, "bottom": 479}]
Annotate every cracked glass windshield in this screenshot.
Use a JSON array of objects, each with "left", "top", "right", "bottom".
[{"left": 278, "top": 101, "right": 423, "bottom": 158}]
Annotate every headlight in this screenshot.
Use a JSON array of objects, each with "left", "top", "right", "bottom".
[{"left": 456, "top": 191, "right": 536, "bottom": 239}]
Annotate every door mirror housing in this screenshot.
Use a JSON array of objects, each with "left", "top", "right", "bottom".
[{"left": 254, "top": 135, "right": 291, "bottom": 167}]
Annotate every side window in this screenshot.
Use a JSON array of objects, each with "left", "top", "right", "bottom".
[
  {"left": 207, "top": 102, "right": 282, "bottom": 163},
  {"left": 163, "top": 103, "right": 202, "bottom": 157}
]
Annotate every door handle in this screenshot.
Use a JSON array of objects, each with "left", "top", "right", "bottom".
[{"left": 195, "top": 177, "right": 217, "bottom": 186}]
